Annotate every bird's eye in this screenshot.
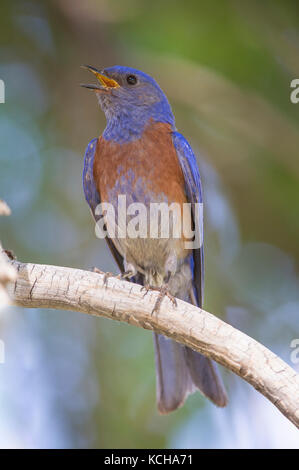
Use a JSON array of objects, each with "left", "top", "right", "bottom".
[{"left": 126, "top": 74, "right": 137, "bottom": 85}]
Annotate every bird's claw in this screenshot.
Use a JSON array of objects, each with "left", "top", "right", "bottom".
[
  {"left": 142, "top": 284, "right": 177, "bottom": 315},
  {"left": 92, "top": 267, "right": 135, "bottom": 286},
  {"left": 141, "top": 284, "right": 151, "bottom": 297},
  {"left": 116, "top": 270, "right": 135, "bottom": 281},
  {"left": 92, "top": 267, "right": 114, "bottom": 286}
]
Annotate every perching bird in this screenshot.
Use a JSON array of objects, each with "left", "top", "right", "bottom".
[{"left": 81, "top": 65, "right": 227, "bottom": 413}]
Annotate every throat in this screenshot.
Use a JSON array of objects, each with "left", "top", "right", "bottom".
[
  {"left": 103, "top": 110, "right": 150, "bottom": 143},
  {"left": 102, "top": 103, "right": 175, "bottom": 144}
]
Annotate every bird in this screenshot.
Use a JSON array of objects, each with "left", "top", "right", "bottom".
[{"left": 81, "top": 65, "right": 228, "bottom": 413}]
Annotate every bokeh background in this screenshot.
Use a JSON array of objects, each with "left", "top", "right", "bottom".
[{"left": 0, "top": 0, "right": 299, "bottom": 449}]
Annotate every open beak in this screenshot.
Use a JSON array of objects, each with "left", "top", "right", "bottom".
[{"left": 80, "top": 65, "right": 119, "bottom": 91}]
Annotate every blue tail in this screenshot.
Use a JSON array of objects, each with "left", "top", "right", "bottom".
[{"left": 154, "top": 333, "right": 227, "bottom": 413}]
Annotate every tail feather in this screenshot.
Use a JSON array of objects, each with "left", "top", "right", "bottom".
[
  {"left": 185, "top": 348, "right": 228, "bottom": 407},
  {"left": 154, "top": 333, "right": 227, "bottom": 413},
  {"left": 154, "top": 333, "right": 193, "bottom": 414}
]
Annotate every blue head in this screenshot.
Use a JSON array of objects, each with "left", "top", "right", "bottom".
[{"left": 81, "top": 65, "right": 175, "bottom": 142}]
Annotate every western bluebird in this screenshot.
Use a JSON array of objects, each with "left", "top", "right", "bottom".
[{"left": 82, "top": 65, "right": 227, "bottom": 413}]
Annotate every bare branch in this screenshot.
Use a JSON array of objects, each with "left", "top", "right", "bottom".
[
  {"left": 0, "top": 248, "right": 17, "bottom": 307},
  {"left": 0, "top": 201, "right": 17, "bottom": 307},
  {"left": 5, "top": 259, "right": 299, "bottom": 428}
]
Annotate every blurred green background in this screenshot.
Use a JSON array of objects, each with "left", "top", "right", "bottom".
[{"left": 0, "top": 0, "right": 299, "bottom": 448}]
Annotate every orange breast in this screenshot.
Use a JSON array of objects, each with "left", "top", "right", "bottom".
[{"left": 93, "top": 121, "right": 187, "bottom": 207}]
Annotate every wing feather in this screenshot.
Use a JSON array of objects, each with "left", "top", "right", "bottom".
[{"left": 172, "top": 132, "right": 204, "bottom": 307}]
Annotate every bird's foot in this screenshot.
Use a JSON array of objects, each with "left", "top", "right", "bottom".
[
  {"left": 92, "top": 267, "right": 135, "bottom": 286},
  {"left": 92, "top": 267, "right": 115, "bottom": 286},
  {"left": 142, "top": 284, "right": 177, "bottom": 315},
  {"left": 116, "top": 270, "right": 136, "bottom": 281}
]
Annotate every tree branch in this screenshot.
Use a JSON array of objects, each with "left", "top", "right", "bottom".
[
  {"left": 0, "top": 201, "right": 17, "bottom": 308},
  {"left": 6, "top": 258, "right": 299, "bottom": 428},
  {"left": 0, "top": 247, "right": 16, "bottom": 307}
]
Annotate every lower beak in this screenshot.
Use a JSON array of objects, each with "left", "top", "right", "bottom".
[{"left": 80, "top": 65, "right": 119, "bottom": 91}]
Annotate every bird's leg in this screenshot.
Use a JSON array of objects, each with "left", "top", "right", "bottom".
[
  {"left": 142, "top": 284, "right": 177, "bottom": 315},
  {"left": 116, "top": 261, "right": 137, "bottom": 281}
]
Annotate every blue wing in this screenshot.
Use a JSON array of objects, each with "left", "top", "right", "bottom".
[
  {"left": 172, "top": 132, "right": 204, "bottom": 307},
  {"left": 83, "top": 138, "right": 125, "bottom": 271},
  {"left": 83, "top": 138, "right": 101, "bottom": 216}
]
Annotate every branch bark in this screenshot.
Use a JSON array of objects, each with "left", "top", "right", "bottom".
[
  {"left": 0, "top": 201, "right": 17, "bottom": 308},
  {"left": 6, "top": 259, "right": 299, "bottom": 428}
]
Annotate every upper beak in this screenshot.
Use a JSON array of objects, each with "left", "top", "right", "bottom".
[{"left": 80, "top": 65, "right": 119, "bottom": 91}]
